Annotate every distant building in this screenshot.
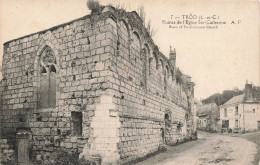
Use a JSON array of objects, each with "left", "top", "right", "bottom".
[
  {"left": 197, "top": 103, "right": 220, "bottom": 132},
  {"left": 193, "top": 98, "right": 202, "bottom": 130},
  {"left": 220, "top": 82, "right": 260, "bottom": 133}
]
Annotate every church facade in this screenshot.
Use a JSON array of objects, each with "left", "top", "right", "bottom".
[{"left": 0, "top": 5, "right": 196, "bottom": 164}]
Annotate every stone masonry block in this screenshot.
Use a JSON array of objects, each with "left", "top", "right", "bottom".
[{"left": 100, "top": 95, "right": 113, "bottom": 104}]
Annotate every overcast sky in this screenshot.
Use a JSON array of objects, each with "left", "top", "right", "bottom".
[{"left": 0, "top": 0, "right": 259, "bottom": 100}]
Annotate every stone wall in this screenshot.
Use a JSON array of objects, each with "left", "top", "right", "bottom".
[
  {"left": 0, "top": 5, "right": 195, "bottom": 165},
  {"left": 241, "top": 103, "right": 260, "bottom": 131},
  {"left": 0, "top": 139, "right": 15, "bottom": 164},
  {"left": 89, "top": 7, "right": 195, "bottom": 164},
  {"left": 0, "top": 11, "right": 117, "bottom": 164}
]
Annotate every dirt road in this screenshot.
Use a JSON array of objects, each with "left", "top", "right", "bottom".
[{"left": 136, "top": 131, "right": 258, "bottom": 165}]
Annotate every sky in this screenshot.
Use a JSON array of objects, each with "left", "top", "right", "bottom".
[{"left": 0, "top": 0, "right": 259, "bottom": 100}]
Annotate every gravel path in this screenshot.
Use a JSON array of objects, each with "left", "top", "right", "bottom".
[{"left": 137, "top": 131, "right": 258, "bottom": 165}]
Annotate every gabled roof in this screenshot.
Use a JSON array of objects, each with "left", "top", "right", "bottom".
[{"left": 222, "top": 94, "right": 244, "bottom": 106}]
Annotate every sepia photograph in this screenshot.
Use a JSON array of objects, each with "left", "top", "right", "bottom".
[{"left": 0, "top": 0, "right": 259, "bottom": 164}]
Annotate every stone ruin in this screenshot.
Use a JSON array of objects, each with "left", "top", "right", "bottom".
[{"left": 0, "top": 5, "right": 196, "bottom": 165}]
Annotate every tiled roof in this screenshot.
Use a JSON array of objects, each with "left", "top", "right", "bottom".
[{"left": 223, "top": 94, "right": 244, "bottom": 106}]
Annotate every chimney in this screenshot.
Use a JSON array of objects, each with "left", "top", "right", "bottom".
[
  {"left": 245, "top": 81, "right": 253, "bottom": 100},
  {"left": 186, "top": 75, "right": 191, "bottom": 82},
  {"left": 169, "top": 46, "right": 176, "bottom": 67}
]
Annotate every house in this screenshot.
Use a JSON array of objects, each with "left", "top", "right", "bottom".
[
  {"left": 0, "top": 5, "right": 196, "bottom": 165},
  {"left": 197, "top": 103, "right": 220, "bottom": 132},
  {"left": 220, "top": 82, "right": 260, "bottom": 133},
  {"left": 192, "top": 98, "right": 202, "bottom": 130}
]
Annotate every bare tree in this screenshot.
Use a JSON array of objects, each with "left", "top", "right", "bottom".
[
  {"left": 137, "top": 5, "right": 157, "bottom": 37},
  {"left": 146, "top": 19, "right": 157, "bottom": 37},
  {"left": 137, "top": 5, "right": 146, "bottom": 25}
]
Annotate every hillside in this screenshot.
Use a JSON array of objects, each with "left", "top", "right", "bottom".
[{"left": 202, "top": 89, "right": 244, "bottom": 106}]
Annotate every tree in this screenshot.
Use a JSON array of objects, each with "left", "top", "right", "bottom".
[
  {"left": 202, "top": 89, "right": 244, "bottom": 106},
  {"left": 137, "top": 5, "right": 157, "bottom": 37},
  {"left": 87, "top": 0, "right": 102, "bottom": 13}
]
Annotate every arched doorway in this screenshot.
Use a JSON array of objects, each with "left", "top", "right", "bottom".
[
  {"left": 164, "top": 113, "right": 171, "bottom": 144},
  {"left": 182, "top": 114, "right": 188, "bottom": 135}
]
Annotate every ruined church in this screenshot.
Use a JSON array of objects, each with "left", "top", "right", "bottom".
[{"left": 0, "top": 5, "right": 196, "bottom": 165}]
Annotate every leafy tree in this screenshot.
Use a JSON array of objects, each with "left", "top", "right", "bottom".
[
  {"left": 202, "top": 89, "right": 244, "bottom": 106},
  {"left": 87, "top": 0, "right": 102, "bottom": 13}
]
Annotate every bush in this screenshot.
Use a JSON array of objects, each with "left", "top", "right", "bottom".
[
  {"left": 55, "top": 150, "right": 79, "bottom": 165},
  {"left": 54, "top": 150, "right": 99, "bottom": 165},
  {"left": 0, "top": 150, "right": 15, "bottom": 165},
  {"left": 87, "top": 0, "right": 102, "bottom": 12}
]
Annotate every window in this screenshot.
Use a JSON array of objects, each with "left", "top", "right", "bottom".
[
  {"left": 222, "top": 120, "right": 229, "bottom": 128},
  {"left": 120, "top": 20, "right": 130, "bottom": 59},
  {"left": 71, "top": 112, "right": 82, "bottom": 136},
  {"left": 149, "top": 58, "right": 152, "bottom": 75},
  {"left": 235, "top": 120, "right": 238, "bottom": 128},
  {"left": 141, "top": 48, "right": 147, "bottom": 88},
  {"left": 253, "top": 109, "right": 255, "bottom": 113},
  {"left": 170, "top": 69, "right": 174, "bottom": 81},
  {"left": 235, "top": 106, "right": 238, "bottom": 115},
  {"left": 144, "top": 44, "right": 151, "bottom": 76},
  {"left": 165, "top": 113, "right": 170, "bottom": 127},
  {"left": 160, "top": 59, "right": 164, "bottom": 74},
  {"left": 224, "top": 109, "right": 227, "bottom": 117},
  {"left": 38, "top": 47, "right": 56, "bottom": 108},
  {"left": 164, "top": 72, "right": 167, "bottom": 93},
  {"left": 153, "top": 52, "right": 159, "bottom": 70},
  {"left": 166, "top": 65, "right": 169, "bottom": 79}
]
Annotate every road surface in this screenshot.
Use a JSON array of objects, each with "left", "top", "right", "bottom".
[{"left": 136, "top": 131, "right": 258, "bottom": 165}]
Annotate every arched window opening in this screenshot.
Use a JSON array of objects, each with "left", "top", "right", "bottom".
[
  {"left": 38, "top": 47, "right": 57, "bottom": 109},
  {"left": 160, "top": 59, "right": 167, "bottom": 92},
  {"left": 165, "top": 113, "right": 169, "bottom": 120},
  {"left": 120, "top": 20, "right": 130, "bottom": 59},
  {"left": 141, "top": 48, "right": 147, "bottom": 88},
  {"left": 149, "top": 58, "right": 153, "bottom": 75},
  {"left": 132, "top": 32, "right": 141, "bottom": 57},
  {"left": 40, "top": 66, "right": 47, "bottom": 74},
  {"left": 166, "top": 65, "right": 169, "bottom": 79},
  {"left": 116, "top": 34, "right": 120, "bottom": 56},
  {"left": 144, "top": 44, "right": 151, "bottom": 75},
  {"left": 171, "top": 69, "right": 174, "bottom": 81},
  {"left": 50, "top": 65, "right": 56, "bottom": 73},
  {"left": 160, "top": 59, "right": 164, "bottom": 73},
  {"left": 153, "top": 52, "right": 159, "bottom": 70},
  {"left": 117, "top": 40, "right": 120, "bottom": 51},
  {"left": 86, "top": 37, "right": 90, "bottom": 45},
  {"left": 165, "top": 113, "right": 171, "bottom": 127}
]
